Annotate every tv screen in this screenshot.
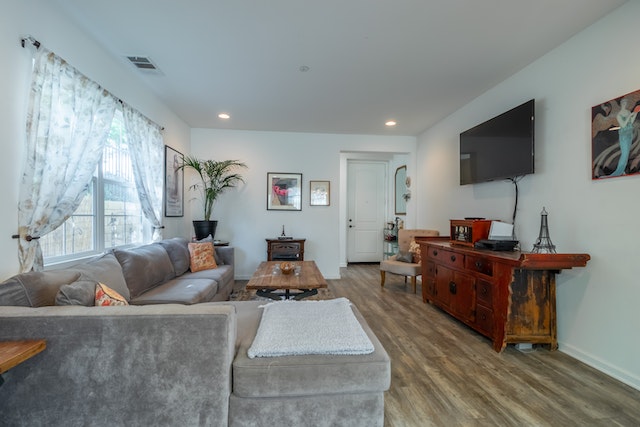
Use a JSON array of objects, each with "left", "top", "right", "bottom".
[{"left": 460, "top": 99, "right": 535, "bottom": 185}]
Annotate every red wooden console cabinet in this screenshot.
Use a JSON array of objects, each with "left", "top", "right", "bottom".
[{"left": 418, "top": 239, "right": 590, "bottom": 352}]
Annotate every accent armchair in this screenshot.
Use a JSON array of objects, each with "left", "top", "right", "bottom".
[{"left": 380, "top": 229, "right": 440, "bottom": 293}]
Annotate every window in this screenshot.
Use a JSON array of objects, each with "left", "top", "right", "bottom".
[{"left": 40, "top": 109, "right": 150, "bottom": 263}]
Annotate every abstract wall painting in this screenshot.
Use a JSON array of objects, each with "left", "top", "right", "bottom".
[
  {"left": 592, "top": 89, "right": 640, "bottom": 180},
  {"left": 267, "top": 172, "right": 302, "bottom": 211}
]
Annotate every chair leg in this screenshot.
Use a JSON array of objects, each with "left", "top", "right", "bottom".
[
  {"left": 380, "top": 271, "right": 386, "bottom": 288},
  {"left": 411, "top": 276, "right": 417, "bottom": 293}
]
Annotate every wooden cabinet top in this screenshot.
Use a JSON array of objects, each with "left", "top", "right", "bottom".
[{"left": 422, "top": 240, "right": 590, "bottom": 270}]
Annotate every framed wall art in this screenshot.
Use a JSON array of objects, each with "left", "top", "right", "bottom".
[
  {"left": 164, "top": 145, "right": 184, "bottom": 217},
  {"left": 592, "top": 89, "right": 640, "bottom": 180},
  {"left": 267, "top": 172, "right": 302, "bottom": 211},
  {"left": 310, "top": 180, "right": 330, "bottom": 206}
]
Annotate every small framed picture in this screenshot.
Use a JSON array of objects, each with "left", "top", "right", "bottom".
[
  {"left": 164, "top": 145, "right": 184, "bottom": 217},
  {"left": 267, "top": 172, "right": 302, "bottom": 211},
  {"left": 310, "top": 180, "right": 330, "bottom": 206}
]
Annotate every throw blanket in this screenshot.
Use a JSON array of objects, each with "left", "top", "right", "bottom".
[{"left": 248, "top": 297, "right": 375, "bottom": 358}]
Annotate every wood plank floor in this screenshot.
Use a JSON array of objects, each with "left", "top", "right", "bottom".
[{"left": 325, "top": 263, "right": 640, "bottom": 427}]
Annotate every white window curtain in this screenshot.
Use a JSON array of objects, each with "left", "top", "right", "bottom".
[
  {"left": 122, "top": 104, "right": 164, "bottom": 241},
  {"left": 18, "top": 48, "right": 117, "bottom": 272}
]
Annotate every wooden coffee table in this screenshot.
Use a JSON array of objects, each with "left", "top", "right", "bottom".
[{"left": 246, "top": 261, "right": 328, "bottom": 300}]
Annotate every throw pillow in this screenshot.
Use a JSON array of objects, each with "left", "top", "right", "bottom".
[
  {"left": 409, "top": 240, "right": 422, "bottom": 264},
  {"left": 188, "top": 242, "right": 218, "bottom": 272},
  {"left": 195, "top": 235, "right": 223, "bottom": 265},
  {"left": 395, "top": 250, "right": 413, "bottom": 263},
  {"left": 55, "top": 278, "right": 99, "bottom": 306},
  {"left": 95, "top": 282, "right": 129, "bottom": 306}
]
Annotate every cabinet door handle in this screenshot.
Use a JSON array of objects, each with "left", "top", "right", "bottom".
[
  {"left": 450, "top": 255, "right": 456, "bottom": 262},
  {"left": 433, "top": 250, "right": 438, "bottom": 256},
  {"left": 475, "top": 261, "right": 482, "bottom": 269},
  {"left": 449, "top": 281, "right": 457, "bottom": 295}
]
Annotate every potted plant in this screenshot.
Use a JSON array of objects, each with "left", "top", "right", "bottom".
[{"left": 180, "top": 156, "right": 247, "bottom": 240}]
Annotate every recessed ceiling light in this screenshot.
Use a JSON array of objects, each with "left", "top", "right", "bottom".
[
  {"left": 385, "top": 120, "right": 397, "bottom": 127},
  {"left": 218, "top": 113, "right": 230, "bottom": 119}
]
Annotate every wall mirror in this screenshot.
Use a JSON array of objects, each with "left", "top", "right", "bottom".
[{"left": 395, "top": 165, "right": 407, "bottom": 215}]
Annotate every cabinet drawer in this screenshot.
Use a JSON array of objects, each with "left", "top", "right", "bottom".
[
  {"left": 466, "top": 255, "right": 493, "bottom": 276},
  {"left": 475, "top": 305, "right": 494, "bottom": 336},
  {"left": 476, "top": 279, "right": 493, "bottom": 307},
  {"left": 427, "top": 246, "right": 464, "bottom": 270},
  {"left": 271, "top": 242, "right": 300, "bottom": 251}
]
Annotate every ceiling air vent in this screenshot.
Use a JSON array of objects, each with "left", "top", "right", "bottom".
[{"left": 126, "top": 56, "right": 162, "bottom": 74}]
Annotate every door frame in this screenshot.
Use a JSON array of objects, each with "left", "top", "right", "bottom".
[
  {"left": 339, "top": 152, "right": 406, "bottom": 268},
  {"left": 345, "top": 159, "right": 389, "bottom": 263}
]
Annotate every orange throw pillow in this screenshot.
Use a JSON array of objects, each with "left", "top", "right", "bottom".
[
  {"left": 95, "top": 283, "right": 128, "bottom": 306},
  {"left": 188, "top": 242, "right": 218, "bottom": 272}
]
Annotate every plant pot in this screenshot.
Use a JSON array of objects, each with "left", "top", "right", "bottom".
[{"left": 193, "top": 220, "right": 218, "bottom": 241}]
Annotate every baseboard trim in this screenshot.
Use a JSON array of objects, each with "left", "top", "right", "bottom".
[{"left": 560, "top": 342, "right": 640, "bottom": 391}]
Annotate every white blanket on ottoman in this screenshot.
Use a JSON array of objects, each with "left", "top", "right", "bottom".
[{"left": 247, "top": 297, "right": 375, "bottom": 358}]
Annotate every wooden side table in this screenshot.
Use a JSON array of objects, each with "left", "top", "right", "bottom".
[
  {"left": 266, "top": 238, "right": 305, "bottom": 261},
  {"left": 0, "top": 340, "right": 46, "bottom": 385}
]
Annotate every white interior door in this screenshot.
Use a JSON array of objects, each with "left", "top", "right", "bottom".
[{"left": 347, "top": 161, "right": 386, "bottom": 262}]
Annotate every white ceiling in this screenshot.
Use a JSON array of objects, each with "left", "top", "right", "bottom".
[{"left": 52, "top": 0, "right": 626, "bottom": 136}]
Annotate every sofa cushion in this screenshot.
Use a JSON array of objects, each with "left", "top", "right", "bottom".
[
  {"left": 129, "top": 278, "right": 218, "bottom": 305},
  {"left": 156, "top": 238, "right": 191, "bottom": 276},
  {"left": 95, "top": 283, "right": 129, "bottom": 306},
  {"left": 188, "top": 242, "right": 218, "bottom": 272},
  {"left": 379, "top": 259, "right": 420, "bottom": 276},
  {"left": 73, "top": 252, "right": 131, "bottom": 301},
  {"left": 181, "top": 265, "right": 234, "bottom": 302},
  {"left": 0, "top": 270, "right": 81, "bottom": 307},
  {"left": 231, "top": 302, "right": 391, "bottom": 398},
  {"left": 55, "top": 278, "right": 98, "bottom": 306},
  {"left": 113, "top": 245, "right": 175, "bottom": 298},
  {"left": 180, "top": 264, "right": 233, "bottom": 284}
]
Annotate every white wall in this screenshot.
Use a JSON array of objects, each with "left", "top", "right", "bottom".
[
  {"left": 416, "top": 2, "right": 640, "bottom": 390},
  {"left": 0, "top": 0, "right": 192, "bottom": 279},
  {"left": 190, "top": 129, "right": 416, "bottom": 279}
]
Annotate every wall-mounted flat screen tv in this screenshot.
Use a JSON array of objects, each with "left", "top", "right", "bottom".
[{"left": 460, "top": 99, "right": 535, "bottom": 185}]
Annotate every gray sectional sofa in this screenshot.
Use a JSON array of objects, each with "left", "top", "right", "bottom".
[
  {"left": 0, "top": 237, "right": 391, "bottom": 426},
  {"left": 0, "top": 237, "right": 235, "bottom": 308}
]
